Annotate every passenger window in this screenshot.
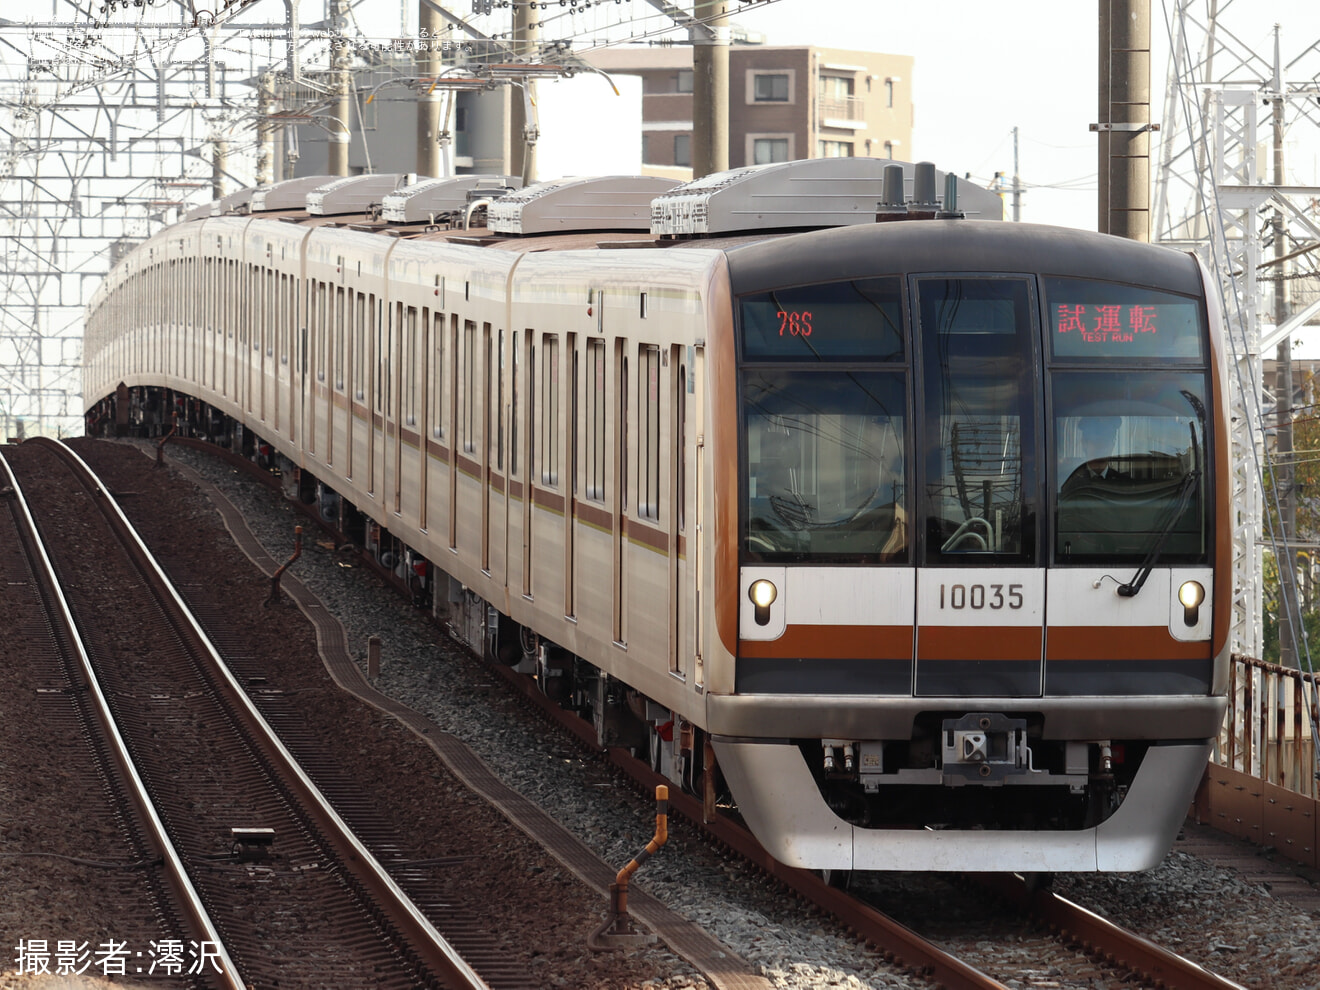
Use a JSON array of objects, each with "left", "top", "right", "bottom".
[
  {"left": 743, "top": 369, "right": 907, "bottom": 561},
  {"left": 917, "top": 277, "right": 1036, "bottom": 564},
  {"left": 1053, "top": 372, "right": 1209, "bottom": 563}
]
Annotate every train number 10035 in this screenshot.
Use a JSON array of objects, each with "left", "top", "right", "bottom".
[{"left": 938, "top": 583, "right": 1024, "bottom": 610}]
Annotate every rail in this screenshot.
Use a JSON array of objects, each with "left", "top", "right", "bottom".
[
  {"left": 0, "top": 444, "right": 245, "bottom": 989},
  {"left": 28, "top": 437, "right": 492, "bottom": 990}
]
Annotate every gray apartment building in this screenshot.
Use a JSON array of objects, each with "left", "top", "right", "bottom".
[{"left": 586, "top": 45, "right": 914, "bottom": 179}]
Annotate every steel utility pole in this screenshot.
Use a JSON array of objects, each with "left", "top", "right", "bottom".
[
  {"left": 329, "top": 0, "right": 353, "bottom": 176},
  {"left": 691, "top": 1, "right": 729, "bottom": 178},
  {"left": 418, "top": 0, "right": 445, "bottom": 177},
  {"left": 1011, "top": 126, "right": 1022, "bottom": 222},
  {"left": 509, "top": 0, "right": 539, "bottom": 184},
  {"left": 1096, "top": 0, "right": 1152, "bottom": 240}
]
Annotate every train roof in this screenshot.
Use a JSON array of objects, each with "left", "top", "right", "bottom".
[
  {"left": 724, "top": 220, "right": 1204, "bottom": 296},
  {"left": 174, "top": 159, "right": 1000, "bottom": 244}
]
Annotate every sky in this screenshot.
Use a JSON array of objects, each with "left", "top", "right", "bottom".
[
  {"left": 348, "top": 0, "right": 1320, "bottom": 234},
  {"left": 698, "top": 0, "right": 1320, "bottom": 232}
]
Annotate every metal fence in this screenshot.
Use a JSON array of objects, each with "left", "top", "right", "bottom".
[{"left": 1219, "top": 654, "right": 1319, "bottom": 798}]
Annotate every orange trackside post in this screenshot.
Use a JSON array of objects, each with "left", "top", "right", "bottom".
[
  {"left": 588, "top": 785, "right": 668, "bottom": 950},
  {"left": 154, "top": 413, "right": 179, "bottom": 467},
  {"left": 266, "top": 525, "right": 303, "bottom": 605}
]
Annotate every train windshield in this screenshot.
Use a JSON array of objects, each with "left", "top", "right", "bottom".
[
  {"left": 744, "top": 370, "right": 907, "bottom": 561},
  {"left": 917, "top": 277, "right": 1037, "bottom": 564},
  {"left": 1053, "top": 372, "right": 1209, "bottom": 563}
]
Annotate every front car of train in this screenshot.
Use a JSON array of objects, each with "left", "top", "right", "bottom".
[{"left": 695, "top": 173, "right": 1229, "bottom": 872}]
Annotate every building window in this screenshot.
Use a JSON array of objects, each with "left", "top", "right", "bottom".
[
  {"left": 753, "top": 137, "right": 790, "bottom": 165},
  {"left": 884, "top": 141, "right": 894, "bottom": 159},
  {"left": 455, "top": 106, "right": 467, "bottom": 132},
  {"left": 641, "top": 133, "right": 649, "bottom": 164},
  {"left": 817, "top": 140, "right": 854, "bottom": 158},
  {"left": 674, "top": 133, "right": 691, "bottom": 168},
  {"left": 818, "top": 75, "right": 854, "bottom": 99},
  {"left": 885, "top": 79, "right": 894, "bottom": 108},
  {"left": 677, "top": 69, "right": 693, "bottom": 93},
  {"left": 753, "top": 73, "right": 789, "bottom": 102}
]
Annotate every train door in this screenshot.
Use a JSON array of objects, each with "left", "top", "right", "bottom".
[
  {"left": 508, "top": 330, "right": 519, "bottom": 589},
  {"left": 230, "top": 260, "right": 240, "bottom": 411},
  {"left": 481, "top": 322, "right": 492, "bottom": 571},
  {"left": 692, "top": 345, "right": 705, "bottom": 688},
  {"left": 366, "top": 294, "right": 380, "bottom": 496},
  {"left": 330, "top": 284, "right": 344, "bottom": 471},
  {"left": 388, "top": 302, "right": 403, "bottom": 512},
  {"left": 565, "top": 332, "right": 578, "bottom": 617},
  {"left": 912, "top": 275, "right": 1043, "bottom": 698},
  {"left": 490, "top": 326, "right": 507, "bottom": 580},
  {"left": 521, "top": 330, "right": 534, "bottom": 595},
  {"left": 376, "top": 301, "right": 391, "bottom": 502},
  {"left": 613, "top": 338, "right": 628, "bottom": 646},
  {"left": 670, "top": 345, "right": 687, "bottom": 678},
  {"left": 418, "top": 307, "right": 431, "bottom": 531},
  {"left": 447, "top": 315, "right": 459, "bottom": 551},
  {"left": 307, "top": 281, "right": 320, "bottom": 458}
]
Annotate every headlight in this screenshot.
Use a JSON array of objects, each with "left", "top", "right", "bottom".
[
  {"left": 1178, "top": 581, "right": 1204, "bottom": 608},
  {"left": 749, "top": 579, "right": 778, "bottom": 608},
  {"left": 748, "top": 579, "right": 778, "bottom": 626},
  {"left": 1178, "top": 580, "right": 1205, "bottom": 626}
]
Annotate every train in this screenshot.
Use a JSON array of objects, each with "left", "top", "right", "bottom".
[{"left": 84, "top": 158, "right": 1230, "bottom": 873}]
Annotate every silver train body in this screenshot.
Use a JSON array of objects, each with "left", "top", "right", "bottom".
[{"left": 85, "top": 163, "right": 1231, "bottom": 872}]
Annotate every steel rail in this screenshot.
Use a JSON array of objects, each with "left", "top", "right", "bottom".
[
  {"left": 30, "top": 437, "right": 490, "bottom": 990},
  {"left": 978, "top": 874, "right": 1249, "bottom": 990},
  {"left": 154, "top": 434, "right": 1249, "bottom": 990},
  {"left": 0, "top": 445, "right": 245, "bottom": 990},
  {"left": 488, "top": 658, "right": 1011, "bottom": 990}
]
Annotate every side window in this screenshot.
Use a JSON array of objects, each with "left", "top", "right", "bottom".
[
  {"left": 405, "top": 306, "right": 418, "bottom": 425},
  {"left": 638, "top": 344, "right": 661, "bottom": 521},
  {"left": 316, "top": 282, "right": 327, "bottom": 382},
  {"left": 494, "top": 328, "right": 505, "bottom": 471},
  {"left": 353, "top": 292, "right": 365, "bottom": 395},
  {"left": 541, "top": 333, "right": 559, "bottom": 486},
  {"left": 510, "top": 331, "right": 519, "bottom": 475},
  {"left": 335, "top": 287, "right": 347, "bottom": 390},
  {"left": 463, "top": 320, "right": 476, "bottom": 452},
  {"left": 586, "top": 339, "right": 606, "bottom": 501},
  {"left": 432, "top": 311, "right": 444, "bottom": 437}
]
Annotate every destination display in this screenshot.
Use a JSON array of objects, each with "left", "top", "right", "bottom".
[
  {"left": 740, "top": 276, "right": 904, "bottom": 361},
  {"left": 1046, "top": 277, "right": 1204, "bottom": 361}
]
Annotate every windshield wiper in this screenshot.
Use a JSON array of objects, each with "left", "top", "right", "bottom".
[{"left": 1116, "top": 469, "right": 1201, "bottom": 598}]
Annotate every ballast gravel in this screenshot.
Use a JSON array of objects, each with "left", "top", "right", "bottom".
[{"left": 98, "top": 439, "right": 1320, "bottom": 989}]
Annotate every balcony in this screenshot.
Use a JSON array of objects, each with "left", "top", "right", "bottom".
[
  {"left": 818, "top": 97, "right": 865, "bottom": 130},
  {"left": 813, "top": 97, "right": 865, "bottom": 132}
]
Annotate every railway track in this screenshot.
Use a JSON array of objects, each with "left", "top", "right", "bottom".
[
  {"left": 497, "top": 659, "right": 1253, "bottom": 990},
  {"left": 2, "top": 438, "right": 487, "bottom": 990},
  {"left": 0, "top": 448, "right": 225, "bottom": 988},
  {"left": 178, "top": 440, "right": 1248, "bottom": 990},
  {"left": 129, "top": 436, "right": 1260, "bottom": 990}
]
